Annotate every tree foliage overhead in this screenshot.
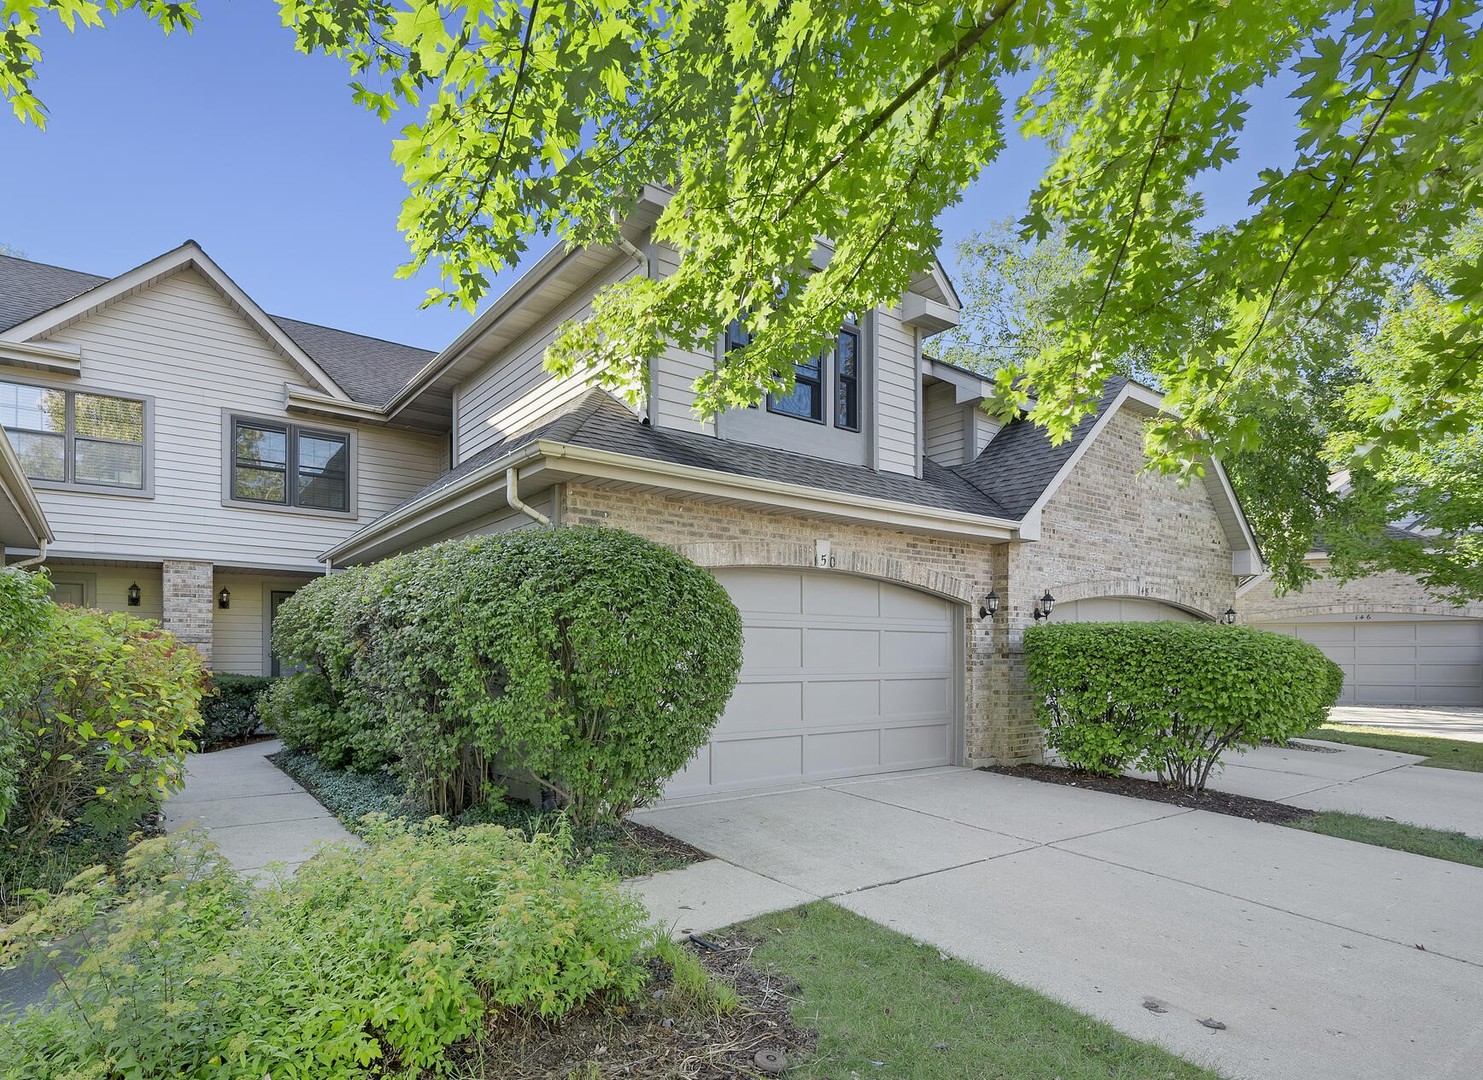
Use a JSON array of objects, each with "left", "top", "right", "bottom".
[{"left": 6, "top": 1, "right": 1480, "bottom": 475}]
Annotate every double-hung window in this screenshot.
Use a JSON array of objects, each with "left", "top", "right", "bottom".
[
  {"left": 231, "top": 417, "right": 350, "bottom": 512},
  {"left": 0, "top": 379, "right": 147, "bottom": 490},
  {"left": 765, "top": 322, "right": 860, "bottom": 430}
]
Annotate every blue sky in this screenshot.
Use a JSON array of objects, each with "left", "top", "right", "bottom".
[{"left": 1, "top": 6, "right": 1294, "bottom": 352}]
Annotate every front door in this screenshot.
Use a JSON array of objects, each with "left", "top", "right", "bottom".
[
  {"left": 268, "top": 590, "right": 297, "bottom": 676},
  {"left": 50, "top": 580, "right": 86, "bottom": 607}
]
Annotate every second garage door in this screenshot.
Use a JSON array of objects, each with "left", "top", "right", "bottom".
[
  {"left": 1256, "top": 615, "right": 1483, "bottom": 706},
  {"left": 665, "top": 569, "right": 959, "bottom": 797},
  {"left": 1052, "top": 597, "right": 1201, "bottom": 622}
]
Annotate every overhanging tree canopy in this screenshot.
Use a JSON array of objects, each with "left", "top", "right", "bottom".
[{"left": 7, "top": 0, "right": 1480, "bottom": 475}]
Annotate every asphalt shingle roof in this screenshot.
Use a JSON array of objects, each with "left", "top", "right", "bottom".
[
  {"left": 0, "top": 253, "right": 435, "bottom": 408},
  {"left": 388, "top": 391, "right": 1021, "bottom": 521}
]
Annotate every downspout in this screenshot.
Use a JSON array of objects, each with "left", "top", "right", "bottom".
[
  {"left": 13, "top": 538, "right": 47, "bottom": 568},
  {"left": 506, "top": 466, "right": 551, "bottom": 526},
  {"left": 610, "top": 209, "right": 654, "bottom": 423}
]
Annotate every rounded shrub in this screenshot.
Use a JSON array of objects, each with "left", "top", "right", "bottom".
[
  {"left": 273, "top": 527, "right": 743, "bottom": 822},
  {"left": 197, "top": 673, "right": 276, "bottom": 751},
  {"left": 1024, "top": 621, "right": 1344, "bottom": 791}
]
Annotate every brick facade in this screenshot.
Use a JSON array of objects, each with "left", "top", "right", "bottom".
[
  {"left": 558, "top": 405, "right": 1239, "bottom": 765},
  {"left": 162, "top": 558, "right": 214, "bottom": 664},
  {"left": 1241, "top": 563, "right": 1483, "bottom": 623}
]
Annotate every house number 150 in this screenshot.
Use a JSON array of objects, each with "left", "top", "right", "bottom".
[{"left": 815, "top": 540, "right": 836, "bottom": 568}]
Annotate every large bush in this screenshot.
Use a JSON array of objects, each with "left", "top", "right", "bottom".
[
  {"left": 0, "top": 568, "right": 204, "bottom": 842},
  {"left": 0, "top": 821, "right": 654, "bottom": 1079},
  {"left": 1024, "top": 621, "right": 1344, "bottom": 790},
  {"left": 273, "top": 528, "right": 743, "bottom": 822},
  {"left": 197, "top": 673, "right": 276, "bottom": 751}
]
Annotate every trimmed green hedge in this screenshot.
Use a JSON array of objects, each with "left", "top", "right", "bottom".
[
  {"left": 197, "top": 673, "right": 276, "bottom": 751},
  {"left": 271, "top": 528, "right": 744, "bottom": 822},
  {"left": 1024, "top": 621, "right": 1344, "bottom": 790}
]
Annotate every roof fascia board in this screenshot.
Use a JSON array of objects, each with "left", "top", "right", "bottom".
[
  {"left": 0, "top": 427, "right": 55, "bottom": 544},
  {"left": 901, "top": 294, "right": 960, "bottom": 333},
  {"left": 0, "top": 340, "right": 83, "bottom": 376},
  {"left": 1205, "top": 455, "right": 1265, "bottom": 572},
  {"left": 922, "top": 356, "right": 992, "bottom": 404},
  {"left": 285, "top": 385, "right": 390, "bottom": 423},
  {"left": 537, "top": 441, "right": 1021, "bottom": 540},
  {"left": 1, "top": 242, "right": 352, "bottom": 402}
]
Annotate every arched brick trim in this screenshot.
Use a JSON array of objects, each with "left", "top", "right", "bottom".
[
  {"left": 1050, "top": 577, "right": 1219, "bottom": 622},
  {"left": 673, "top": 541, "right": 978, "bottom": 605},
  {"left": 1251, "top": 602, "right": 1478, "bottom": 621}
]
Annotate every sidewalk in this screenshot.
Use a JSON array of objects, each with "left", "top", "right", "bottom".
[{"left": 164, "top": 739, "right": 354, "bottom": 880}]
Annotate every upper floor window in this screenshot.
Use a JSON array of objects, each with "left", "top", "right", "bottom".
[
  {"left": 766, "top": 322, "right": 860, "bottom": 431},
  {"left": 0, "top": 379, "right": 146, "bottom": 490},
  {"left": 231, "top": 417, "right": 349, "bottom": 512}
]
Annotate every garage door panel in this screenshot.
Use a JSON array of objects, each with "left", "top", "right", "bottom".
[
  {"left": 803, "top": 575, "right": 881, "bottom": 618},
  {"left": 671, "top": 569, "right": 960, "bottom": 797},
  {"left": 1355, "top": 645, "right": 1411, "bottom": 663},
  {"left": 804, "top": 628, "right": 881, "bottom": 671},
  {"left": 1418, "top": 622, "right": 1481, "bottom": 644},
  {"left": 802, "top": 679, "right": 880, "bottom": 725},
  {"left": 882, "top": 723, "right": 953, "bottom": 768},
  {"left": 743, "top": 626, "right": 803, "bottom": 670},
  {"left": 1296, "top": 624, "right": 1358, "bottom": 644},
  {"left": 1418, "top": 664, "right": 1481, "bottom": 687},
  {"left": 718, "top": 681, "right": 802, "bottom": 733},
  {"left": 882, "top": 677, "right": 953, "bottom": 719},
  {"left": 805, "top": 729, "right": 882, "bottom": 776}
]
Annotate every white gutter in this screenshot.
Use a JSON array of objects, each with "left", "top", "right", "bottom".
[
  {"left": 506, "top": 465, "right": 551, "bottom": 526},
  {"left": 13, "top": 538, "right": 47, "bottom": 568}
]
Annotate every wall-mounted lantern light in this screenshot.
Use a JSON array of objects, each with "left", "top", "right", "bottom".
[
  {"left": 1222, "top": 607, "right": 1237, "bottom": 625},
  {"left": 127, "top": 581, "right": 141, "bottom": 607},
  {"left": 979, "top": 589, "right": 999, "bottom": 620},
  {"left": 218, "top": 587, "right": 231, "bottom": 610},
  {"left": 1032, "top": 590, "right": 1056, "bottom": 623}
]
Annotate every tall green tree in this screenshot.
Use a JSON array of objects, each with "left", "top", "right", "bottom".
[{"left": 7, "top": 1, "right": 1480, "bottom": 478}]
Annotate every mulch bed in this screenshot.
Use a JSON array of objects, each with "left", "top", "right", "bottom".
[
  {"left": 623, "top": 821, "right": 711, "bottom": 867},
  {"left": 450, "top": 933, "right": 815, "bottom": 1078},
  {"left": 983, "top": 763, "right": 1317, "bottom": 826}
]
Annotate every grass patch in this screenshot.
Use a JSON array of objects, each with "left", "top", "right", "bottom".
[
  {"left": 738, "top": 902, "right": 1226, "bottom": 1080},
  {"left": 273, "top": 747, "right": 700, "bottom": 879},
  {"left": 1287, "top": 811, "right": 1483, "bottom": 867},
  {"left": 1299, "top": 725, "right": 1483, "bottom": 772}
]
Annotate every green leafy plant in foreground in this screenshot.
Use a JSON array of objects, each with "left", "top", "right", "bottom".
[{"left": 0, "top": 821, "right": 656, "bottom": 1079}]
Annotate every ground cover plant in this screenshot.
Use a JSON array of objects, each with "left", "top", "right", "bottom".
[
  {"left": 1299, "top": 725, "right": 1483, "bottom": 772},
  {"left": 270, "top": 527, "right": 743, "bottom": 823},
  {"left": 196, "top": 673, "right": 276, "bottom": 751},
  {"left": 274, "top": 746, "right": 705, "bottom": 879},
  {"left": 1025, "top": 621, "right": 1344, "bottom": 790},
  {"left": 0, "top": 820, "right": 658, "bottom": 1079},
  {"left": 738, "top": 902, "right": 1227, "bottom": 1080}
]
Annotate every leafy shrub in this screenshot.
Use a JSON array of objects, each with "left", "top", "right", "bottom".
[
  {"left": 0, "top": 822, "right": 655, "bottom": 1079},
  {"left": 259, "top": 673, "right": 393, "bottom": 772},
  {"left": 196, "top": 673, "right": 275, "bottom": 751},
  {"left": 1025, "top": 621, "right": 1344, "bottom": 790},
  {"left": 274, "top": 528, "right": 743, "bottom": 823},
  {"left": 0, "top": 584, "right": 204, "bottom": 843},
  {"left": 0, "top": 567, "right": 55, "bottom": 827}
]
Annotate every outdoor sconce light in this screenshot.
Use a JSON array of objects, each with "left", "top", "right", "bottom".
[
  {"left": 1032, "top": 590, "right": 1055, "bottom": 623},
  {"left": 1222, "top": 607, "right": 1237, "bottom": 625},
  {"left": 127, "top": 581, "right": 141, "bottom": 607},
  {"left": 979, "top": 589, "right": 999, "bottom": 620},
  {"left": 219, "top": 587, "right": 231, "bottom": 610}
]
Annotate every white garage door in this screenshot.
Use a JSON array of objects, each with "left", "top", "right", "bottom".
[
  {"left": 1257, "top": 615, "right": 1483, "bottom": 706},
  {"left": 1052, "top": 597, "right": 1201, "bottom": 622},
  {"left": 665, "top": 569, "right": 959, "bottom": 797}
]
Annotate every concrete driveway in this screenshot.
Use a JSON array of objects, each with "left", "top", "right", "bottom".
[
  {"left": 630, "top": 767, "right": 1483, "bottom": 1080},
  {"left": 1329, "top": 704, "right": 1483, "bottom": 743}
]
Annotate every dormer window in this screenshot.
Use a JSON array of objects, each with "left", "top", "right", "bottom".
[{"left": 765, "top": 321, "right": 861, "bottom": 431}]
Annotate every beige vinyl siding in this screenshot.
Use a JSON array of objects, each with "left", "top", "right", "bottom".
[
  {"left": 874, "top": 305, "right": 919, "bottom": 477},
  {"left": 46, "top": 562, "right": 164, "bottom": 619},
  {"left": 650, "top": 243, "right": 717, "bottom": 435},
  {"left": 923, "top": 383, "right": 966, "bottom": 466},
  {"left": 211, "top": 571, "right": 318, "bottom": 675},
  {"left": 971, "top": 410, "right": 1001, "bottom": 456},
  {"left": 17, "top": 269, "right": 444, "bottom": 571},
  {"left": 454, "top": 258, "right": 636, "bottom": 462}
]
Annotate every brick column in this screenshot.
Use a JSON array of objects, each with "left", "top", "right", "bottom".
[{"left": 162, "top": 559, "right": 214, "bottom": 664}]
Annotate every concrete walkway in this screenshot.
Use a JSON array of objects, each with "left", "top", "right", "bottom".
[
  {"left": 164, "top": 739, "right": 354, "bottom": 880},
  {"left": 1329, "top": 704, "right": 1483, "bottom": 743},
  {"left": 628, "top": 766, "right": 1483, "bottom": 1080}
]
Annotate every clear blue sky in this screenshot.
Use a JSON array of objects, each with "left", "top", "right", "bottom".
[{"left": 0, "top": 6, "right": 1295, "bottom": 352}]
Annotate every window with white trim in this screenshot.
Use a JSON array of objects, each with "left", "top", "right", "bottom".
[
  {"left": 0, "top": 379, "right": 146, "bottom": 489},
  {"left": 231, "top": 417, "right": 350, "bottom": 512}
]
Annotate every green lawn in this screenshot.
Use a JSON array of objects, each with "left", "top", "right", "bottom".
[
  {"left": 1299, "top": 725, "right": 1483, "bottom": 772},
  {"left": 738, "top": 902, "right": 1225, "bottom": 1080},
  {"left": 1288, "top": 811, "right": 1483, "bottom": 868}
]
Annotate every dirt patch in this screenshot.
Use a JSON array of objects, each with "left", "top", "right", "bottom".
[
  {"left": 622, "top": 821, "right": 710, "bottom": 867},
  {"left": 452, "top": 934, "right": 815, "bottom": 1078},
  {"left": 983, "top": 763, "right": 1318, "bottom": 826}
]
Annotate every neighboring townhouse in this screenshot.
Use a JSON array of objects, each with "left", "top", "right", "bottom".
[
  {"left": 1240, "top": 539, "right": 1483, "bottom": 707},
  {"left": 321, "top": 187, "right": 1262, "bottom": 796},
  {"left": 0, "top": 243, "right": 449, "bottom": 674}
]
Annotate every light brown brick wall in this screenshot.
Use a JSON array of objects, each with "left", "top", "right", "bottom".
[
  {"left": 558, "top": 405, "right": 1239, "bottom": 765},
  {"left": 1242, "top": 563, "right": 1483, "bottom": 622},
  {"left": 162, "top": 558, "right": 214, "bottom": 664}
]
